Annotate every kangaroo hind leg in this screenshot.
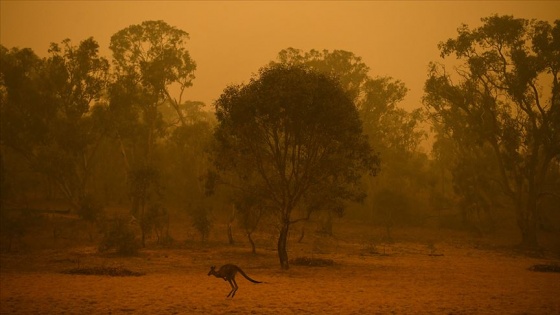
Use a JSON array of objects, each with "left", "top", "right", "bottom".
[
  {"left": 226, "top": 279, "right": 237, "bottom": 298},
  {"left": 230, "top": 278, "right": 239, "bottom": 297}
]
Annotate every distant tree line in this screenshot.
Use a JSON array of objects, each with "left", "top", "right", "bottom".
[{"left": 1, "top": 16, "right": 558, "bottom": 265}]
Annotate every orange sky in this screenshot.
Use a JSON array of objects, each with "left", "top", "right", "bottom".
[{"left": 1, "top": 1, "right": 559, "bottom": 110}]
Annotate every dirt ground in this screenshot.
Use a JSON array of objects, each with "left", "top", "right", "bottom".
[{"left": 1, "top": 227, "right": 559, "bottom": 315}]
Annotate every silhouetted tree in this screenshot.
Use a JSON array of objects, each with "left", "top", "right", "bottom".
[
  {"left": 190, "top": 204, "right": 213, "bottom": 242},
  {"left": 110, "top": 20, "right": 196, "bottom": 130},
  {"left": 272, "top": 48, "right": 427, "bottom": 225},
  {"left": 109, "top": 20, "right": 198, "bottom": 223},
  {"left": 99, "top": 214, "right": 140, "bottom": 255},
  {"left": 213, "top": 65, "right": 378, "bottom": 269},
  {"left": 272, "top": 48, "right": 423, "bottom": 155},
  {"left": 424, "top": 15, "right": 560, "bottom": 248},
  {"left": 165, "top": 101, "right": 215, "bottom": 205},
  {"left": 373, "top": 189, "right": 411, "bottom": 241},
  {"left": 0, "top": 38, "right": 109, "bottom": 210},
  {"left": 234, "top": 193, "right": 267, "bottom": 254},
  {"left": 128, "top": 166, "right": 163, "bottom": 247}
]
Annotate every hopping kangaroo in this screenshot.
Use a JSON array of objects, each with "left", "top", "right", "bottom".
[{"left": 208, "top": 264, "right": 262, "bottom": 298}]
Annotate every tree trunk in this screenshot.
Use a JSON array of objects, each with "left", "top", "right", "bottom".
[
  {"left": 227, "top": 224, "right": 235, "bottom": 245},
  {"left": 247, "top": 231, "right": 256, "bottom": 254},
  {"left": 519, "top": 219, "right": 538, "bottom": 249},
  {"left": 139, "top": 198, "right": 146, "bottom": 248},
  {"left": 321, "top": 211, "right": 333, "bottom": 236},
  {"left": 277, "top": 222, "right": 290, "bottom": 270},
  {"left": 517, "top": 192, "right": 539, "bottom": 249},
  {"left": 298, "top": 225, "right": 305, "bottom": 243},
  {"left": 227, "top": 205, "right": 235, "bottom": 245}
]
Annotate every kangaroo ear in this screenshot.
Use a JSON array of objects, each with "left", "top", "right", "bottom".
[{"left": 210, "top": 265, "right": 215, "bottom": 270}]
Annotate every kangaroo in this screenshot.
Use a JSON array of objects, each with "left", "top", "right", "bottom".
[{"left": 208, "top": 264, "right": 262, "bottom": 298}]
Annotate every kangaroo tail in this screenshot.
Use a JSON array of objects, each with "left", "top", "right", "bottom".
[{"left": 236, "top": 267, "right": 262, "bottom": 283}]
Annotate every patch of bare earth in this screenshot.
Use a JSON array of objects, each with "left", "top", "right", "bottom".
[{"left": 1, "top": 240, "right": 559, "bottom": 315}]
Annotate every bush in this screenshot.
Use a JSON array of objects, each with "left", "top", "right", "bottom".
[
  {"left": 190, "top": 205, "right": 212, "bottom": 242},
  {"left": 99, "top": 216, "right": 139, "bottom": 255}
]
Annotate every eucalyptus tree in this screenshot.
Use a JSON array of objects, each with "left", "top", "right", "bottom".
[
  {"left": 213, "top": 65, "right": 378, "bottom": 269},
  {"left": 272, "top": 48, "right": 422, "bottom": 154},
  {"left": 109, "top": 20, "right": 197, "bottom": 244},
  {"left": 424, "top": 16, "right": 560, "bottom": 247},
  {"left": 234, "top": 194, "right": 266, "bottom": 254},
  {"left": 0, "top": 38, "right": 109, "bottom": 211},
  {"left": 272, "top": 48, "right": 426, "bottom": 225},
  {"left": 109, "top": 20, "right": 197, "bottom": 165},
  {"left": 165, "top": 101, "right": 215, "bottom": 203}
]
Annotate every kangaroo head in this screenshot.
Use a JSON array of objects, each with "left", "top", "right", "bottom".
[{"left": 208, "top": 265, "right": 216, "bottom": 276}]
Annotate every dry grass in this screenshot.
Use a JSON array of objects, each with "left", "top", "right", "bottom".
[{"left": 1, "top": 218, "right": 559, "bottom": 314}]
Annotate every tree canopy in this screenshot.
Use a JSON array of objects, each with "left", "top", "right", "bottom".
[
  {"left": 213, "top": 65, "right": 378, "bottom": 269},
  {"left": 1, "top": 38, "right": 109, "bottom": 209},
  {"left": 271, "top": 48, "right": 428, "bottom": 230},
  {"left": 424, "top": 15, "right": 560, "bottom": 247},
  {"left": 271, "top": 48, "right": 420, "bottom": 153}
]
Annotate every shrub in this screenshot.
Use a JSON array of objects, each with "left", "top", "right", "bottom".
[
  {"left": 190, "top": 205, "right": 212, "bottom": 242},
  {"left": 99, "top": 216, "right": 139, "bottom": 255}
]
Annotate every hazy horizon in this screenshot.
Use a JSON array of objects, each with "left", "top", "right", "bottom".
[{"left": 1, "top": 1, "right": 559, "bottom": 109}]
